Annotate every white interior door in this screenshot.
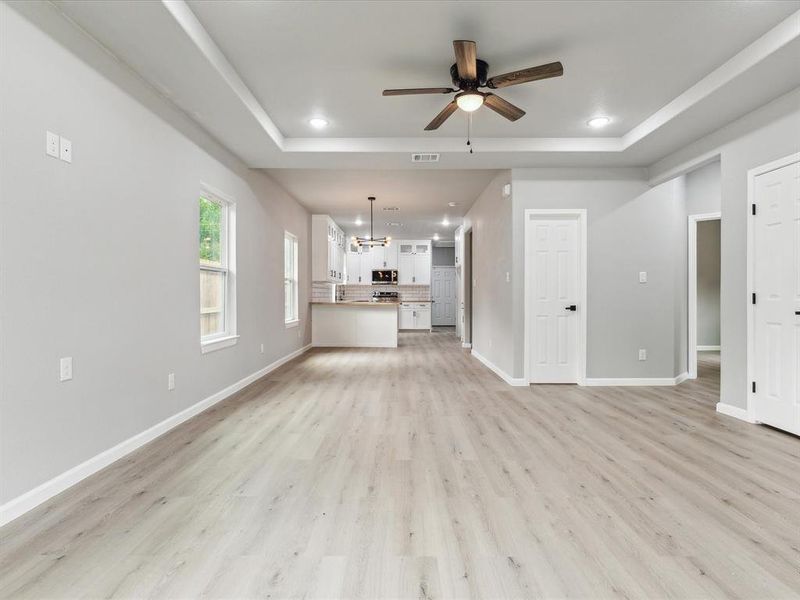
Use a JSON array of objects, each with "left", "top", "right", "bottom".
[
  {"left": 753, "top": 159, "right": 800, "bottom": 434},
  {"left": 527, "top": 217, "right": 580, "bottom": 383},
  {"left": 432, "top": 267, "right": 456, "bottom": 326}
]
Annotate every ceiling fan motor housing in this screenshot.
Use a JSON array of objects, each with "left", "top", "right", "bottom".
[{"left": 450, "top": 59, "right": 489, "bottom": 88}]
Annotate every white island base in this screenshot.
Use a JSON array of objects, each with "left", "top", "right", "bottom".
[{"left": 311, "top": 302, "right": 398, "bottom": 348}]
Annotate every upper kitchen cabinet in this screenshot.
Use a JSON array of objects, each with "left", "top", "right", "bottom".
[
  {"left": 312, "top": 215, "right": 345, "bottom": 283},
  {"left": 397, "top": 239, "right": 432, "bottom": 285},
  {"left": 370, "top": 244, "right": 398, "bottom": 270}
]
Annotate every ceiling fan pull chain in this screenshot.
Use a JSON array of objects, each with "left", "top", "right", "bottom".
[{"left": 467, "top": 112, "right": 473, "bottom": 154}]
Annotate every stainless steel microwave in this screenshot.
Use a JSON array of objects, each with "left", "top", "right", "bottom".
[{"left": 372, "top": 269, "right": 398, "bottom": 285}]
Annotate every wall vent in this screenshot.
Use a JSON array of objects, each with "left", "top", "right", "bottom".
[{"left": 411, "top": 153, "right": 440, "bottom": 163}]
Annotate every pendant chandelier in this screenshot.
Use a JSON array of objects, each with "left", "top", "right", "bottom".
[{"left": 352, "top": 196, "right": 391, "bottom": 247}]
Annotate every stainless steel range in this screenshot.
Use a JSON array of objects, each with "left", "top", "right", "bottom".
[{"left": 372, "top": 291, "right": 399, "bottom": 303}]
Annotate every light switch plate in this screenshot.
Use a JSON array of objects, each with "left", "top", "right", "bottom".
[
  {"left": 639, "top": 271, "right": 647, "bottom": 283},
  {"left": 59, "top": 137, "right": 72, "bottom": 163},
  {"left": 46, "top": 131, "right": 59, "bottom": 157},
  {"left": 60, "top": 357, "right": 73, "bottom": 381},
  {"left": 638, "top": 349, "right": 647, "bottom": 361},
  {"left": 168, "top": 373, "right": 175, "bottom": 391}
]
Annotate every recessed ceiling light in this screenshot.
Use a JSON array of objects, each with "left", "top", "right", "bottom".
[
  {"left": 448, "top": 202, "right": 458, "bottom": 207},
  {"left": 355, "top": 218, "right": 363, "bottom": 226},
  {"left": 433, "top": 233, "right": 440, "bottom": 241},
  {"left": 442, "top": 218, "right": 450, "bottom": 226},
  {"left": 309, "top": 117, "right": 328, "bottom": 129},
  {"left": 587, "top": 116, "right": 611, "bottom": 128}
]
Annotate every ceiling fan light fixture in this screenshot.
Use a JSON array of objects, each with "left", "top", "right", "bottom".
[{"left": 456, "top": 92, "right": 484, "bottom": 112}]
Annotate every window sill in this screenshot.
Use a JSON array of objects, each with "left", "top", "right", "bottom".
[
  {"left": 285, "top": 319, "right": 300, "bottom": 329},
  {"left": 201, "top": 334, "right": 240, "bottom": 354}
]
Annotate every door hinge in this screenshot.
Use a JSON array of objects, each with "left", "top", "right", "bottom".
[
  {"left": 752, "top": 203, "right": 756, "bottom": 216},
  {"left": 752, "top": 292, "right": 756, "bottom": 305},
  {"left": 752, "top": 381, "right": 756, "bottom": 394}
]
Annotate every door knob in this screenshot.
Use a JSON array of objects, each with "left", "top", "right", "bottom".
[{"left": 565, "top": 305, "right": 577, "bottom": 311}]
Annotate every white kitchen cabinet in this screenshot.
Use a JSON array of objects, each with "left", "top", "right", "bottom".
[
  {"left": 312, "top": 215, "right": 345, "bottom": 283},
  {"left": 396, "top": 240, "right": 432, "bottom": 285},
  {"left": 345, "top": 251, "right": 364, "bottom": 284},
  {"left": 369, "top": 244, "right": 398, "bottom": 270},
  {"left": 399, "top": 302, "right": 431, "bottom": 330}
]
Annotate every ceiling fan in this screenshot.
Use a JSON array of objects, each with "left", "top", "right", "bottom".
[{"left": 383, "top": 40, "right": 563, "bottom": 131}]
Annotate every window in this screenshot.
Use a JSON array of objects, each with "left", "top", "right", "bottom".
[
  {"left": 284, "top": 231, "right": 299, "bottom": 326},
  {"left": 199, "top": 186, "right": 237, "bottom": 353}
]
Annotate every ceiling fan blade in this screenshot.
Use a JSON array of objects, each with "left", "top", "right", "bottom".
[
  {"left": 382, "top": 87, "right": 455, "bottom": 96},
  {"left": 483, "top": 93, "right": 526, "bottom": 121},
  {"left": 424, "top": 101, "right": 458, "bottom": 130},
  {"left": 486, "top": 61, "right": 563, "bottom": 89},
  {"left": 453, "top": 40, "right": 477, "bottom": 80}
]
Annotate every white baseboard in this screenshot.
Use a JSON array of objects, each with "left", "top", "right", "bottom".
[
  {"left": 585, "top": 372, "right": 690, "bottom": 387},
  {"left": 716, "top": 402, "right": 757, "bottom": 423},
  {"left": 0, "top": 344, "right": 312, "bottom": 528},
  {"left": 697, "top": 345, "right": 721, "bottom": 351},
  {"left": 461, "top": 342, "right": 472, "bottom": 349},
  {"left": 471, "top": 349, "right": 527, "bottom": 386}
]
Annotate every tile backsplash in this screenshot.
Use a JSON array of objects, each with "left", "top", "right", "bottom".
[
  {"left": 338, "top": 285, "right": 431, "bottom": 302},
  {"left": 311, "top": 282, "right": 335, "bottom": 302}
]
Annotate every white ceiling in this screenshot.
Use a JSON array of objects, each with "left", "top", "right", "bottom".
[
  {"left": 268, "top": 170, "right": 499, "bottom": 240},
  {"left": 48, "top": 0, "right": 800, "bottom": 229}
]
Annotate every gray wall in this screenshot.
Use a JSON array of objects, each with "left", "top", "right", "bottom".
[
  {"left": 510, "top": 170, "right": 686, "bottom": 380},
  {"left": 686, "top": 161, "right": 721, "bottom": 216},
  {"left": 463, "top": 172, "right": 513, "bottom": 375},
  {"left": 0, "top": 3, "right": 311, "bottom": 503},
  {"left": 432, "top": 246, "right": 455, "bottom": 266},
  {"left": 650, "top": 88, "right": 800, "bottom": 409},
  {"left": 697, "top": 221, "right": 721, "bottom": 347}
]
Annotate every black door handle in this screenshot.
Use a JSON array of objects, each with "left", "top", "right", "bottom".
[
  {"left": 796, "top": 311, "right": 800, "bottom": 315},
  {"left": 565, "top": 305, "right": 577, "bottom": 312}
]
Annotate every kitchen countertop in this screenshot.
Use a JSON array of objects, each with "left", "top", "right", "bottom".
[{"left": 311, "top": 300, "right": 401, "bottom": 307}]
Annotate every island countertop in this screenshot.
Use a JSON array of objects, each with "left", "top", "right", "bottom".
[{"left": 310, "top": 301, "right": 400, "bottom": 307}]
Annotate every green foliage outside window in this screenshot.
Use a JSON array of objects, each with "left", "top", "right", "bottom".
[{"left": 199, "top": 196, "right": 222, "bottom": 265}]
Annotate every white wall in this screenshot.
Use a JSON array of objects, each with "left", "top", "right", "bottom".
[
  {"left": 0, "top": 3, "right": 310, "bottom": 505},
  {"left": 650, "top": 88, "right": 800, "bottom": 410},
  {"left": 686, "top": 161, "right": 722, "bottom": 216},
  {"left": 697, "top": 220, "right": 721, "bottom": 347},
  {"left": 462, "top": 172, "right": 513, "bottom": 376},
  {"left": 510, "top": 169, "right": 687, "bottom": 380}
]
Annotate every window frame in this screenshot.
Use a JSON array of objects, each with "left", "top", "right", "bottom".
[
  {"left": 199, "top": 183, "right": 238, "bottom": 353},
  {"left": 284, "top": 230, "right": 299, "bottom": 327}
]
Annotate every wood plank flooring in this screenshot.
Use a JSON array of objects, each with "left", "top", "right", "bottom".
[{"left": 1, "top": 337, "right": 799, "bottom": 599}]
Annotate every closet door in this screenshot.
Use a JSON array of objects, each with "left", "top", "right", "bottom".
[{"left": 752, "top": 158, "right": 800, "bottom": 434}]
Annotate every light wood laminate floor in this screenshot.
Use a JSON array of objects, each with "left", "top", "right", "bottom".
[{"left": 1, "top": 337, "right": 799, "bottom": 599}]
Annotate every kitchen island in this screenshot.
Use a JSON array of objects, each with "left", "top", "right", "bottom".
[{"left": 311, "top": 301, "right": 398, "bottom": 348}]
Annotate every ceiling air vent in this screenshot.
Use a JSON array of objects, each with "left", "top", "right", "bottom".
[{"left": 411, "top": 152, "right": 440, "bottom": 163}]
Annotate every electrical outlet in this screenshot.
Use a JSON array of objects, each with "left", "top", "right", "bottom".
[
  {"left": 60, "top": 357, "right": 73, "bottom": 381},
  {"left": 638, "top": 349, "right": 647, "bottom": 361},
  {"left": 168, "top": 373, "right": 175, "bottom": 391},
  {"left": 260, "top": 343, "right": 264, "bottom": 354},
  {"left": 46, "top": 131, "right": 59, "bottom": 157},
  {"left": 505, "top": 272, "right": 510, "bottom": 283},
  {"left": 59, "top": 137, "right": 72, "bottom": 163},
  {"left": 639, "top": 271, "right": 647, "bottom": 283}
]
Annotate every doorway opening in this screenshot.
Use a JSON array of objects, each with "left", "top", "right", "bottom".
[
  {"left": 462, "top": 229, "right": 473, "bottom": 348},
  {"left": 688, "top": 212, "right": 721, "bottom": 382}
]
